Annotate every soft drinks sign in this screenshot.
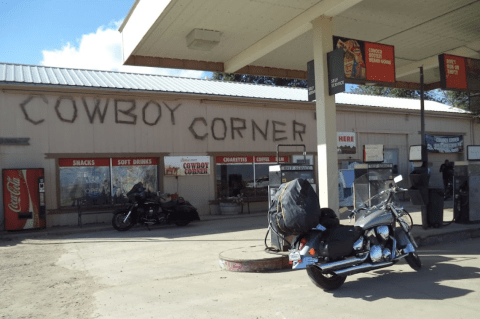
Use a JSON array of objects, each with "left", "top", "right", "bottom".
[{"left": 2, "top": 168, "right": 45, "bottom": 230}]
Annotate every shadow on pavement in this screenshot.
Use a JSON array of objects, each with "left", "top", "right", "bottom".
[{"left": 332, "top": 242, "right": 480, "bottom": 301}]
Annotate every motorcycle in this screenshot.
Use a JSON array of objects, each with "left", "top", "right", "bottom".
[
  {"left": 288, "top": 174, "right": 421, "bottom": 290},
  {"left": 112, "top": 182, "right": 200, "bottom": 231}
]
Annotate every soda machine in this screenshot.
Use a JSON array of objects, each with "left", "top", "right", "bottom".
[{"left": 2, "top": 168, "right": 46, "bottom": 230}]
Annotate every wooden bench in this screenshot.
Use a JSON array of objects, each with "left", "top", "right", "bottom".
[{"left": 76, "top": 203, "right": 125, "bottom": 227}]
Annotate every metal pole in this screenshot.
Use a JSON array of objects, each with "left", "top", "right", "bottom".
[{"left": 420, "top": 66, "right": 427, "bottom": 168}]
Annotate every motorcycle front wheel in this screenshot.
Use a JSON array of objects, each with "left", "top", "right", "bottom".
[
  {"left": 112, "top": 210, "right": 135, "bottom": 231},
  {"left": 306, "top": 265, "right": 347, "bottom": 291},
  {"left": 405, "top": 252, "right": 422, "bottom": 270}
]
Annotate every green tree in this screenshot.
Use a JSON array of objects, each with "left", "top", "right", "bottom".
[
  {"left": 210, "top": 72, "right": 307, "bottom": 88},
  {"left": 351, "top": 85, "right": 442, "bottom": 102}
]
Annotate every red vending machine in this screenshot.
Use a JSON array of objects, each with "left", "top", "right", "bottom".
[{"left": 2, "top": 168, "right": 46, "bottom": 230}]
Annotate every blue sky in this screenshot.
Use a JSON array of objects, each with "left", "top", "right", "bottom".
[{"left": 0, "top": 0, "right": 209, "bottom": 78}]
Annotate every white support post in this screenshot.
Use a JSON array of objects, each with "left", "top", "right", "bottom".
[{"left": 312, "top": 16, "right": 339, "bottom": 211}]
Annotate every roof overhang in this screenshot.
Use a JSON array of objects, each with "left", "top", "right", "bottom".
[{"left": 120, "top": 0, "right": 480, "bottom": 90}]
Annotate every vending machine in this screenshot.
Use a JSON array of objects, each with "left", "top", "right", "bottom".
[{"left": 2, "top": 168, "right": 46, "bottom": 230}]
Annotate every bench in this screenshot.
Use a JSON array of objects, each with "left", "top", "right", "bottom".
[{"left": 76, "top": 202, "right": 126, "bottom": 227}]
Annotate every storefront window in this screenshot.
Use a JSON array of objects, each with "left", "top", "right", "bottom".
[
  {"left": 111, "top": 158, "right": 159, "bottom": 204},
  {"left": 59, "top": 157, "right": 159, "bottom": 207},
  {"left": 215, "top": 156, "right": 288, "bottom": 199},
  {"left": 59, "top": 158, "right": 111, "bottom": 206}
]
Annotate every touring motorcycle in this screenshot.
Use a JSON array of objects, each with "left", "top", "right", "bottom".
[
  {"left": 288, "top": 174, "right": 421, "bottom": 290},
  {"left": 112, "top": 182, "right": 200, "bottom": 231}
]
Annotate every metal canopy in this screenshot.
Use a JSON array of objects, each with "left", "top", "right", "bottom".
[{"left": 120, "top": 0, "right": 480, "bottom": 89}]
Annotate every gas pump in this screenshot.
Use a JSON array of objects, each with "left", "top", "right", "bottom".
[
  {"left": 353, "top": 145, "right": 393, "bottom": 209},
  {"left": 268, "top": 144, "right": 315, "bottom": 251},
  {"left": 454, "top": 145, "right": 480, "bottom": 224}
]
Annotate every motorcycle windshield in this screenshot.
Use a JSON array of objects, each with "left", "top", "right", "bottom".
[{"left": 353, "top": 173, "right": 398, "bottom": 210}]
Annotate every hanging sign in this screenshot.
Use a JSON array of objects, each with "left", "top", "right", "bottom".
[
  {"left": 337, "top": 132, "right": 356, "bottom": 154},
  {"left": 307, "top": 60, "right": 316, "bottom": 102},
  {"left": 327, "top": 48, "right": 346, "bottom": 95},
  {"left": 439, "top": 54, "right": 480, "bottom": 92},
  {"left": 165, "top": 156, "right": 210, "bottom": 176},
  {"left": 333, "top": 36, "right": 395, "bottom": 84},
  {"left": 425, "top": 134, "right": 463, "bottom": 153}
]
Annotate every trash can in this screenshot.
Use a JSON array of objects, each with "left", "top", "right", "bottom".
[{"left": 427, "top": 188, "right": 444, "bottom": 228}]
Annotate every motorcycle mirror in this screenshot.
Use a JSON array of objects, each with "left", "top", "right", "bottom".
[{"left": 394, "top": 175, "right": 403, "bottom": 183}]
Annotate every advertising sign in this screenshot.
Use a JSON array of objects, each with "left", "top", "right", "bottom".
[
  {"left": 363, "top": 144, "right": 384, "bottom": 163},
  {"left": 467, "top": 145, "right": 480, "bottom": 161},
  {"left": 3, "top": 168, "right": 45, "bottom": 230},
  {"left": 165, "top": 156, "right": 210, "bottom": 176},
  {"left": 426, "top": 134, "right": 463, "bottom": 153},
  {"left": 333, "top": 36, "right": 395, "bottom": 84},
  {"left": 439, "top": 54, "right": 480, "bottom": 92},
  {"left": 307, "top": 60, "right": 316, "bottom": 102},
  {"left": 327, "top": 48, "right": 346, "bottom": 95},
  {"left": 337, "top": 132, "right": 356, "bottom": 154}
]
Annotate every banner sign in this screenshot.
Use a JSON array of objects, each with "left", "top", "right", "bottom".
[
  {"left": 426, "top": 134, "right": 463, "bottom": 153},
  {"left": 165, "top": 156, "right": 210, "bottom": 176},
  {"left": 439, "top": 54, "right": 480, "bottom": 92},
  {"left": 3, "top": 168, "right": 45, "bottom": 230},
  {"left": 337, "top": 132, "right": 356, "bottom": 154},
  {"left": 333, "top": 36, "right": 395, "bottom": 83},
  {"left": 327, "top": 48, "right": 346, "bottom": 95}
]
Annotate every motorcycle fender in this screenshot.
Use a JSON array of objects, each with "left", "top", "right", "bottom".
[{"left": 395, "top": 229, "right": 415, "bottom": 253}]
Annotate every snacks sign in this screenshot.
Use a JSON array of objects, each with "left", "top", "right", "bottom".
[{"left": 333, "top": 36, "right": 395, "bottom": 84}]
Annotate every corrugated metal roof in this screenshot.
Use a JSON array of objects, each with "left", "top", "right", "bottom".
[{"left": 0, "top": 62, "right": 469, "bottom": 114}]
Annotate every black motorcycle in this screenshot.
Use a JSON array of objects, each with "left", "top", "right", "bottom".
[{"left": 112, "top": 182, "right": 200, "bottom": 231}]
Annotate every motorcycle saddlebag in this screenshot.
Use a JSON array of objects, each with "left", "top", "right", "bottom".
[
  {"left": 316, "top": 225, "right": 356, "bottom": 259},
  {"left": 173, "top": 204, "right": 200, "bottom": 221},
  {"left": 269, "top": 178, "right": 323, "bottom": 235}
]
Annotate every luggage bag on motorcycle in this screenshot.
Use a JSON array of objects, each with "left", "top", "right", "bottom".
[
  {"left": 269, "top": 178, "right": 323, "bottom": 235},
  {"left": 316, "top": 225, "right": 357, "bottom": 259},
  {"left": 173, "top": 202, "right": 200, "bottom": 221}
]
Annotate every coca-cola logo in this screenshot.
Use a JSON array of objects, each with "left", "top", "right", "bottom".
[{"left": 6, "top": 176, "right": 21, "bottom": 213}]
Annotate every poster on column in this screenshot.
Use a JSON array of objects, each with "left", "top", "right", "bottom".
[{"left": 333, "top": 36, "right": 395, "bottom": 84}]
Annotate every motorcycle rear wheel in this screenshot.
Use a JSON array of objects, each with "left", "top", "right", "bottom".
[
  {"left": 306, "top": 266, "right": 347, "bottom": 291},
  {"left": 405, "top": 252, "right": 422, "bottom": 270},
  {"left": 112, "top": 210, "right": 135, "bottom": 231}
]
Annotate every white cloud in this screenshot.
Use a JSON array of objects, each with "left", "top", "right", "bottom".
[{"left": 40, "top": 23, "right": 210, "bottom": 79}]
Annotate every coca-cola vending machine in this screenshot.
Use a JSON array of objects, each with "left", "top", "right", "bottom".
[{"left": 2, "top": 168, "right": 46, "bottom": 230}]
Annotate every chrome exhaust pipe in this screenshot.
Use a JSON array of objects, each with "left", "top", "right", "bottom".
[
  {"left": 333, "top": 261, "right": 394, "bottom": 277},
  {"left": 317, "top": 253, "right": 369, "bottom": 272}
]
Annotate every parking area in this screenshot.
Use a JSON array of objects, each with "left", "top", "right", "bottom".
[{"left": 1, "top": 216, "right": 480, "bottom": 319}]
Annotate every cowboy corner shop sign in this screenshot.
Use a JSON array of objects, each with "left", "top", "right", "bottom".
[
  {"left": 164, "top": 156, "right": 211, "bottom": 176},
  {"left": 426, "top": 134, "right": 463, "bottom": 153}
]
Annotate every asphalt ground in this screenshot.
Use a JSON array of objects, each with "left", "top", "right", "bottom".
[{"left": 1, "top": 207, "right": 480, "bottom": 319}]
